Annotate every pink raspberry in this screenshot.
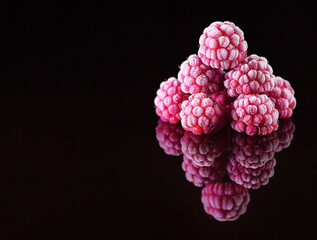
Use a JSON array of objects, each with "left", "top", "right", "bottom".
[
  {"left": 180, "top": 93, "right": 227, "bottom": 135},
  {"left": 267, "top": 76, "right": 296, "bottom": 119},
  {"left": 231, "top": 94, "right": 279, "bottom": 136},
  {"left": 154, "top": 77, "right": 189, "bottom": 123},
  {"left": 275, "top": 119, "right": 295, "bottom": 152},
  {"left": 224, "top": 54, "right": 275, "bottom": 97},
  {"left": 231, "top": 132, "right": 279, "bottom": 169},
  {"left": 198, "top": 21, "right": 248, "bottom": 69},
  {"left": 180, "top": 131, "right": 227, "bottom": 167},
  {"left": 155, "top": 120, "right": 185, "bottom": 156},
  {"left": 177, "top": 54, "right": 225, "bottom": 94},
  {"left": 210, "top": 90, "right": 234, "bottom": 116},
  {"left": 201, "top": 182, "right": 250, "bottom": 221},
  {"left": 226, "top": 155, "right": 276, "bottom": 189},
  {"left": 182, "top": 154, "right": 227, "bottom": 187}
]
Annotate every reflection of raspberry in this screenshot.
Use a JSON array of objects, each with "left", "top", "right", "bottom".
[
  {"left": 267, "top": 76, "right": 296, "bottom": 119},
  {"left": 201, "top": 182, "right": 250, "bottom": 221},
  {"left": 177, "top": 54, "right": 225, "bottom": 94},
  {"left": 182, "top": 154, "right": 227, "bottom": 187},
  {"left": 154, "top": 77, "right": 189, "bottom": 123},
  {"left": 180, "top": 93, "right": 226, "bottom": 135},
  {"left": 155, "top": 120, "right": 185, "bottom": 156},
  {"left": 224, "top": 54, "right": 275, "bottom": 97},
  {"left": 227, "top": 155, "right": 276, "bottom": 189},
  {"left": 231, "top": 132, "right": 279, "bottom": 168},
  {"left": 198, "top": 21, "right": 248, "bottom": 69},
  {"left": 180, "top": 131, "right": 227, "bottom": 167},
  {"left": 231, "top": 94, "right": 279, "bottom": 136},
  {"left": 275, "top": 119, "right": 295, "bottom": 152}
]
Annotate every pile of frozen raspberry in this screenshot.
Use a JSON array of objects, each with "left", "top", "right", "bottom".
[{"left": 154, "top": 21, "right": 296, "bottom": 136}]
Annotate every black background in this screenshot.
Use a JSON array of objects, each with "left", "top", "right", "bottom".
[{"left": 1, "top": 1, "right": 317, "bottom": 239}]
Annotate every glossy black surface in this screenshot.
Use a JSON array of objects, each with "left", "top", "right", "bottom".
[{"left": 1, "top": 1, "right": 316, "bottom": 239}]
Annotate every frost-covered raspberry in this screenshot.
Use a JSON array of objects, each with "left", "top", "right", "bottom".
[
  {"left": 198, "top": 21, "right": 248, "bottom": 69},
  {"left": 210, "top": 90, "right": 234, "bottom": 115},
  {"left": 182, "top": 154, "right": 227, "bottom": 187},
  {"left": 267, "top": 76, "right": 296, "bottom": 119},
  {"left": 275, "top": 119, "right": 295, "bottom": 152},
  {"left": 154, "top": 77, "right": 189, "bottom": 123},
  {"left": 201, "top": 182, "right": 250, "bottom": 221},
  {"left": 224, "top": 54, "right": 275, "bottom": 97},
  {"left": 227, "top": 155, "right": 276, "bottom": 189},
  {"left": 177, "top": 54, "right": 225, "bottom": 94},
  {"left": 180, "top": 131, "right": 227, "bottom": 167},
  {"left": 231, "top": 132, "right": 279, "bottom": 169},
  {"left": 155, "top": 120, "right": 185, "bottom": 156},
  {"left": 231, "top": 94, "right": 279, "bottom": 136},
  {"left": 180, "top": 93, "right": 227, "bottom": 135}
]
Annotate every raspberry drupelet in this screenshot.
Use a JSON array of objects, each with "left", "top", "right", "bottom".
[
  {"left": 177, "top": 54, "right": 225, "bottom": 94},
  {"left": 201, "top": 182, "right": 250, "bottom": 221},
  {"left": 198, "top": 21, "right": 248, "bottom": 69},
  {"left": 180, "top": 93, "right": 227, "bottom": 135},
  {"left": 267, "top": 76, "right": 296, "bottom": 119},
  {"left": 155, "top": 120, "right": 185, "bottom": 156},
  {"left": 224, "top": 54, "right": 275, "bottom": 97},
  {"left": 154, "top": 77, "right": 189, "bottom": 123},
  {"left": 231, "top": 94, "right": 279, "bottom": 136}
]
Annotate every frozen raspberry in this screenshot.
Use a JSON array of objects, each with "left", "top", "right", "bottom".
[
  {"left": 180, "top": 93, "right": 227, "bottom": 135},
  {"left": 154, "top": 77, "right": 189, "bottom": 123},
  {"left": 198, "top": 21, "right": 248, "bottom": 69},
  {"left": 177, "top": 54, "right": 225, "bottom": 94},
  {"left": 275, "top": 119, "right": 295, "bottom": 152},
  {"left": 182, "top": 154, "right": 227, "bottom": 187},
  {"left": 201, "top": 182, "right": 250, "bottom": 221},
  {"left": 155, "top": 120, "right": 185, "bottom": 156},
  {"left": 227, "top": 155, "right": 276, "bottom": 189},
  {"left": 267, "top": 76, "right": 296, "bottom": 119},
  {"left": 210, "top": 90, "right": 234, "bottom": 115},
  {"left": 231, "top": 94, "right": 279, "bottom": 136},
  {"left": 180, "top": 131, "right": 227, "bottom": 167},
  {"left": 224, "top": 54, "right": 275, "bottom": 97},
  {"left": 231, "top": 132, "right": 279, "bottom": 169}
]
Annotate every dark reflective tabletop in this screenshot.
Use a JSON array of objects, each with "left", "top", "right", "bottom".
[
  {"left": 156, "top": 119, "right": 294, "bottom": 221},
  {"left": 1, "top": 1, "right": 316, "bottom": 239}
]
